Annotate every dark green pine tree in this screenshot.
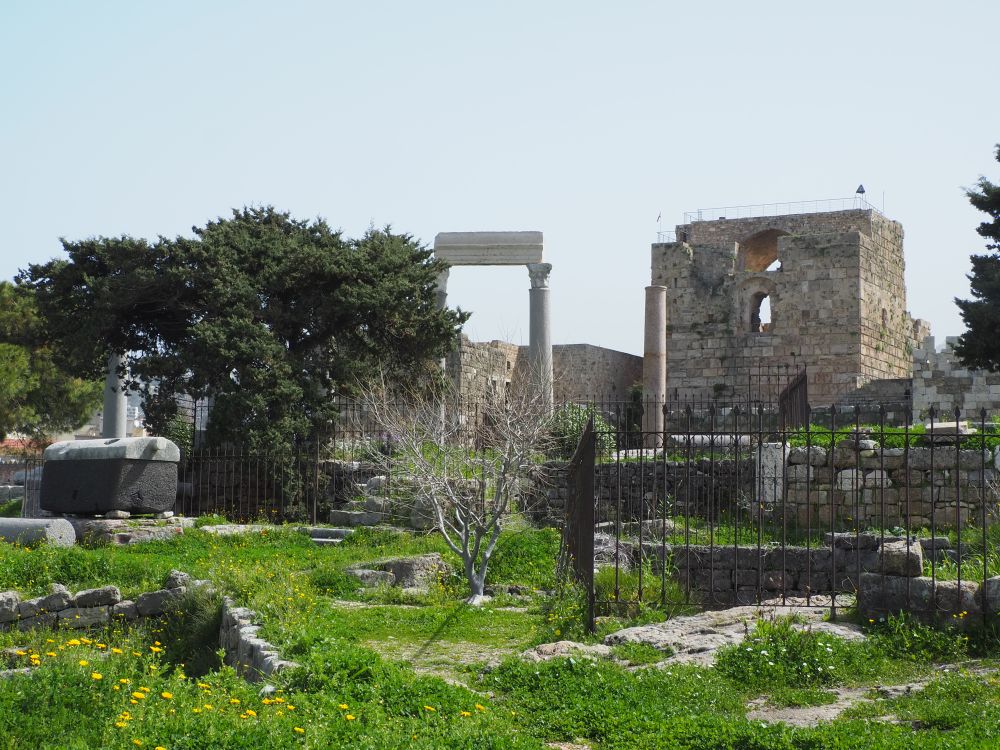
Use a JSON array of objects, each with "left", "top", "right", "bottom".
[
  {"left": 22, "top": 208, "right": 468, "bottom": 451},
  {"left": 954, "top": 145, "right": 1000, "bottom": 371}
]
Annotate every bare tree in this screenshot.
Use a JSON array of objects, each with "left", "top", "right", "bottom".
[{"left": 360, "top": 373, "right": 551, "bottom": 604}]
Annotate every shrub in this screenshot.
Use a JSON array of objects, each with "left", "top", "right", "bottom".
[{"left": 549, "top": 404, "right": 615, "bottom": 459}]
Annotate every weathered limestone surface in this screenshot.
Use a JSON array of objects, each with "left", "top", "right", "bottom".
[
  {"left": 220, "top": 597, "right": 299, "bottom": 682},
  {"left": 433, "top": 231, "right": 543, "bottom": 265},
  {"left": 0, "top": 518, "right": 76, "bottom": 547},
  {"left": 346, "top": 553, "right": 449, "bottom": 590},
  {"left": 446, "top": 336, "right": 641, "bottom": 406},
  {"left": 912, "top": 336, "right": 1000, "bottom": 419},
  {"left": 644, "top": 209, "right": 912, "bottom": 404}
]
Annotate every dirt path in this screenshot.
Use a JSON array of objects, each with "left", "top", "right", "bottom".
[{"left": 746, "top": 664, "right": 997, "bottom": 726}]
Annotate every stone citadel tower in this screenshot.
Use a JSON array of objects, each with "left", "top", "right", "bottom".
[{"left": 642, "top": 205, "right": 922, "bottom": 423}]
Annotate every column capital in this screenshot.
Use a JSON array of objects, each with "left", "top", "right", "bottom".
[{"left": 527, "top": 263, "right": 552, "bottom": 289}]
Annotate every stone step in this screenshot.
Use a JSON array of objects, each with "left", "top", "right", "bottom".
[
  {"left": 311, "top": 538, "right": 343, "bottom": 546},
  {"left": 328, "top": 509, "right": 381, "bottom": 527},
  {"left": 295, "top": 526, "right": 352, "bottom": 540}
]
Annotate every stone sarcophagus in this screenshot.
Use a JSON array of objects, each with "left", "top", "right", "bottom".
[{"left": 40, "top": 437, "right": 180, "bottom": 516}]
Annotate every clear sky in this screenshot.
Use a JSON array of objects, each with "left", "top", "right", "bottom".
[{"left": 1, "top": 1, "right": 997, "bottom": 355}]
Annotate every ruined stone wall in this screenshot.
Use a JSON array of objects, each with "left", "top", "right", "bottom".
[
  {"left": 650, "top": 209, "right": 909, "bottom": 405},
  {"left": 445, "top": 336, "right": 521, "bottom": 402},
  {"left": 858, "top": 215, "right": 911, "bottom": 382},
  {"left": 912, "top": 336, "right": 1000, "bottom": 419},
  {"left": 447, "top": 336, "right": 641, "bottom": 405},
  {"left": 552, "top": 345, "right": 643, "bottom": 403}
]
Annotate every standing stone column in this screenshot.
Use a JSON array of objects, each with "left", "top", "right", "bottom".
[
  {"left": 102, "top": 352, "right": 128, "bottom": 439},
  {"left": 642, "top": 286, "right": 667, "bottom": 446},
  {"left": 434, "top": 268, "right": 450, "bottom": 311},
  {"left": 527, "top": 263, "right": 554, "bottom": 413}
]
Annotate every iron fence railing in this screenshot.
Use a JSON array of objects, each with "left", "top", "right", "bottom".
[
  {"left": 564, "top": 401, "right": 1000, "bottom": 629},
  {"left": 681, "top": 196, "right": 881, "bottom": 224}
]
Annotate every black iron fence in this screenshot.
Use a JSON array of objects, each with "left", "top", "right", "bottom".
[{"left": 563, "top": 401, "right": 1000, "bottom": 629}]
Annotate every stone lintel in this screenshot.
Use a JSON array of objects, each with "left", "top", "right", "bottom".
[{"left": 434, "top": 231, "right": 543, "bottom": 265}]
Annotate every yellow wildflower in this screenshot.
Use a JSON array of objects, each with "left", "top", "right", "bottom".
[
  {"left": 78, "top": 660, "right": 89, "bottom": 667},
  {"left": 160, "top": 692, "right": 173, "bottom": 700},
  {"left": 246, "top": 709, "right": 257, "bottom": 717},
  {"left": 91, "top": 672, "right": 103, "bottom": 681},
  {"left": 338, "top": 703, "right": 348, "bottom": 710},
  {"left": 293, "top": 727, "right": 305, "bottom": 734},
  {"left": 346, "top": 714, "right": 356, "bottom": 721},
  {"left": 424, "top": 705, "right": 435, "bottom": 712},
  {"left": 460, "top": 710, "right": 471, "bottom": 717},
  {"left": 132, "top": 692, "right": 147, "bottom": 700},
  {"left": 475, "top": 703, "right": 486, "bottom": 711},
  {"left": 112, "top": 648, "right": 124, "bottom": 655}
]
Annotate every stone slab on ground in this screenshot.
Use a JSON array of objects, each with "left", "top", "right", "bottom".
[
  {"left": 297, "top": 526, "right": 352, "bottom": 540},
  {"left": 603, "top": 597, "right": 864, "bottom": 667},
  {"left": 200, "top": 524, "right": 269, "bottom": 536},
  {"left": 522, "top": 641, "right": 613, "bottom": 663},
  {"left": 329, "top": 509, "right": 382, "bottom": 527},
  {"left": 67, "top": 517, "right": 191, "bottom": 546},
  {"left": 368, "top": 553, "right": 450, "bottom": 589}
]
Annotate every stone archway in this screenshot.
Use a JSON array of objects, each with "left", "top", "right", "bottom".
[
  {"left": 737, "top": 228, "right": 789, "bottom": 272},
  {"left": 740, "top": 277, "right": 780, "bottom": 333},
  {"left": 433, "top": 232, "right": 553, "bottom": 411}
]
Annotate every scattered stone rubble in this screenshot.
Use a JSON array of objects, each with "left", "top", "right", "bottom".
[{"left": 345, "top": 553, "right": 450, "bottom": 592}]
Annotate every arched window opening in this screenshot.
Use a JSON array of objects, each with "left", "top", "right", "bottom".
[
  {"left": 749, "top": 293, "right": 772, "bottom": 333},
  {"left": 738, "top": 228, "right": 789, "bottom": 272}
]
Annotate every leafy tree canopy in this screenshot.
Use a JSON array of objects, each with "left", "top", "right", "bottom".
[
  {"left": 954, "top": 145, "right": 1000, "bottom": 371},
  {"left": 0, "top": 282, "right": 103, "bottom": 444},
  {"left": 21, "top": 207, "right": 467, "bottom": 450}
]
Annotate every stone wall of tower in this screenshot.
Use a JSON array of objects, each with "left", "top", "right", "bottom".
[
  {"left": 858, "top": 214, "right": 911, "bottom": 382},
  {"left": 648, "top": 209, "right": 910, "bottom": 406}
]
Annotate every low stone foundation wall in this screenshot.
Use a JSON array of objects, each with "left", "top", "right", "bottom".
[
  {"left": 635, "top": 533, "right": 926, "bottom": 606},
  {"left": 784, "top": 441, "right": 994, "bottom": 530},
  {"left": 858, "top": 572, "right": 993, "bottom": 626},
  {"left": 220, "top": 597, "right": 299, "bottom": 682},
  {"left": 0, "top": 572, "right": 299, "bottom": 684},
  {"left": 0, "top": 570, "right": 199, "bottom": 632}
]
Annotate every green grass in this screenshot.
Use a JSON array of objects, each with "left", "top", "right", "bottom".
[
  {"left": 4, "top": 527, "right": 1000, "bottom": 748},
  {"left": 610, "top": 641, "right": 672, "bottom": 664},
  {"left": 0, "top": 498, "right": 21, "bottom": 517},
  {"left": 786, "top": 422, "right": 1000, "bottom": 451}
]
